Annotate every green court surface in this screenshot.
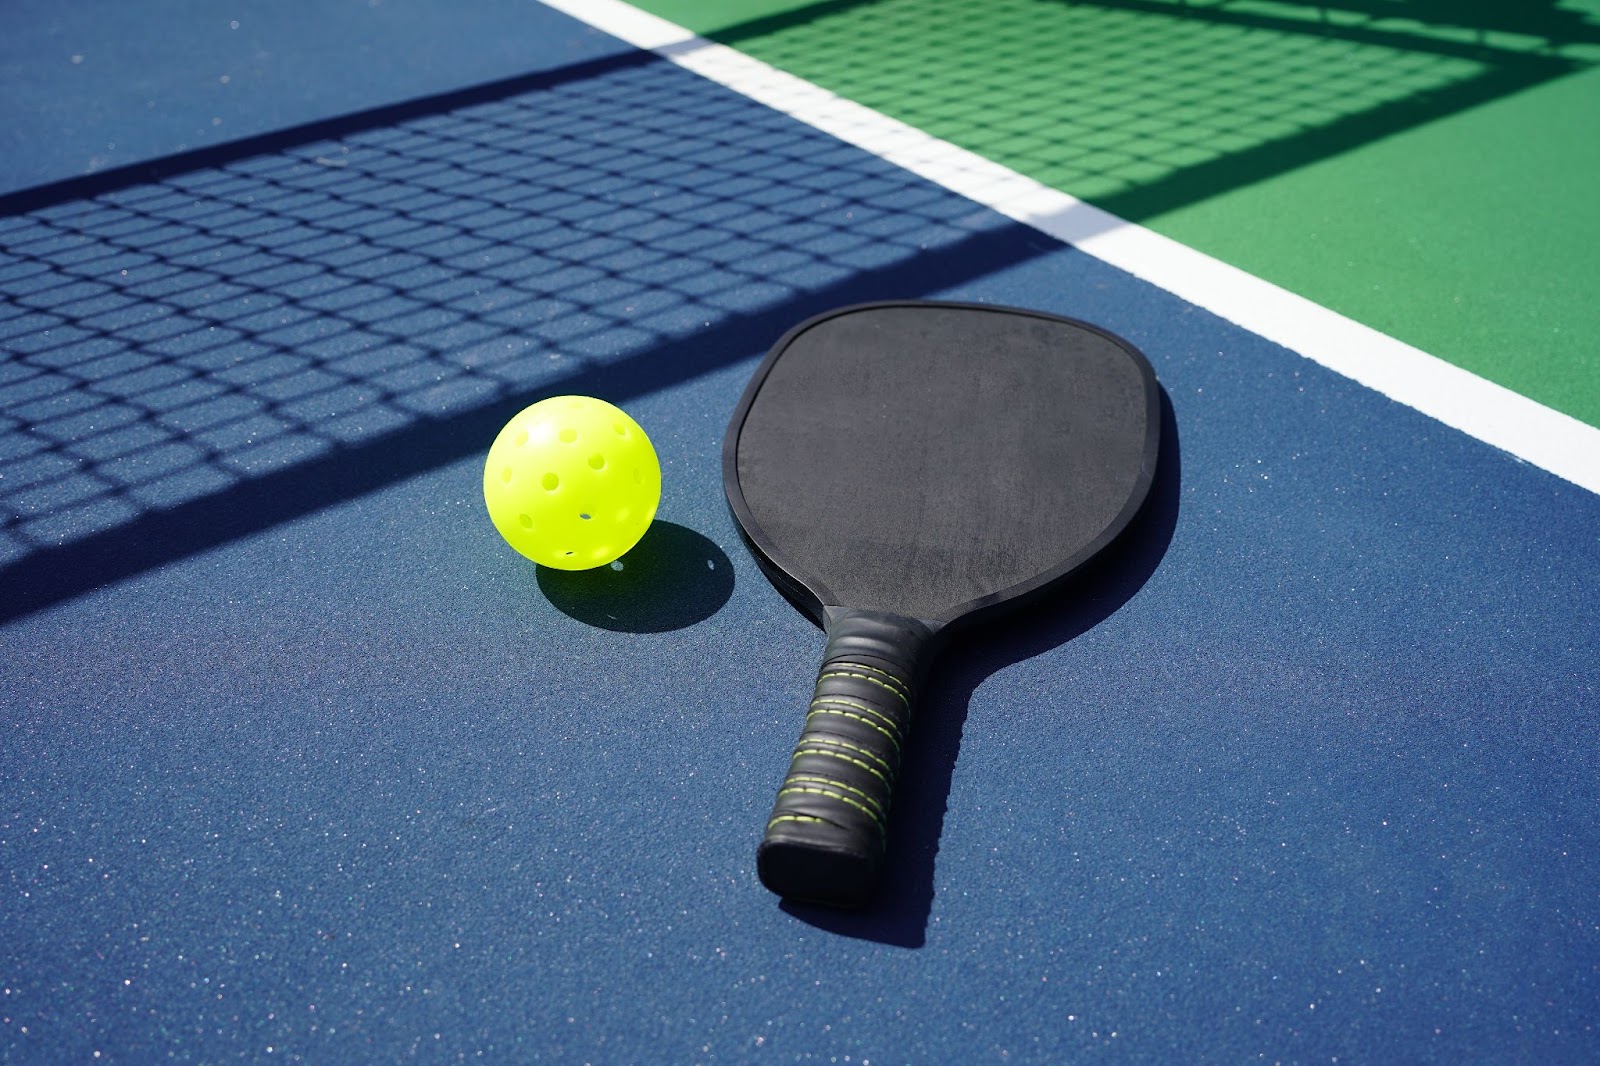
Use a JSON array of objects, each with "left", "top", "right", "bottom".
[{"left": 632, "top": 0, "right": 1600, "bottom": 428}]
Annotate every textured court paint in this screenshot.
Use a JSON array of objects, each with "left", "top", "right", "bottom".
[
  {"left": 4, "top": 2, "right": 1600, "bottom": 1063},
  {"left": 7, "top": 180, "right": 1599, "bottom": 1060},
  {"left": 0, "top": 0, "right": 632, "bottom": 193},
  {"left": 629, "top": 0, "right": 1600, "bottom": 428}
]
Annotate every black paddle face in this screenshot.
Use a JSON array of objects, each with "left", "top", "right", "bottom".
[{"left": 724, "top": 301, "right": 1160, "bottom": 907}]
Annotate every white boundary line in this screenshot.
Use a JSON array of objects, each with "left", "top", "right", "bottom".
[{"left": 543, "top": 0, "right": 1600, "bottom": 495}]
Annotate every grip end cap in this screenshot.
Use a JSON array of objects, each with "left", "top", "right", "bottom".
[{"left": 757, "top": 831, "right": 881, "bottom": 908}]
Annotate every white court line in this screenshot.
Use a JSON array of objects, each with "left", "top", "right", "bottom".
[{"left": 542, "top": 0, "right": 1600, "bottom": 496}]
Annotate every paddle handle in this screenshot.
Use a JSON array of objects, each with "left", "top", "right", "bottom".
[{"left": 756, "top": 609, "right": 933, "bottom": 907}]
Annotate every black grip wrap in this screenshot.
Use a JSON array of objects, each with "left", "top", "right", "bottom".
[{"left": 757, "top": 608, "right": 934, "bottom": 907}]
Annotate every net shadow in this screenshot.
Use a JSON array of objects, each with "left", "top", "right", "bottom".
[
  {"left": 0, "top": 51, "right": 1074, "bottom": 622},
  {"left": 701, "top": 0, "right": 1600, "bottom": 44},
  {"left": 698, "top": 0, "right": 1595, "bottom": 221},
  {"left": 7, "top": 0, "right": 1596, "bottom": 620}
]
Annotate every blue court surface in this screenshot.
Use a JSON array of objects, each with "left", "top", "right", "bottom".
[{"left": 3, "top": 2, "right": 1597, "bottom": 1062}]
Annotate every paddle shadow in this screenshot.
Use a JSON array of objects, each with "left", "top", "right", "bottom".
[
  {"left": 536, "top": 521, "right": 733, "bottom": 633},
  {"left": 779, "top": 388, "right": 1182, "bottom": 946}
]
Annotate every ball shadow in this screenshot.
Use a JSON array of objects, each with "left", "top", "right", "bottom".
[{"left": 536, "top": 521, "right": 734, "bottom": 633}]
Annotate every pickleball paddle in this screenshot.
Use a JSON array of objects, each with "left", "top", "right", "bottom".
[{"left": 723, "top": 301, "right": 1161, "bottom": 908}]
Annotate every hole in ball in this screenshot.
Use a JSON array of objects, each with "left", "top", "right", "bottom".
[
  {"left": 588, "top": 453, "right": 605, "bottom": 470},
  {"left": 613, "top": 423, "right": 627, "bottom": 437},
  {"left": 559, "top": 428, "right": 577, "bottom": 443},
  {"left": 500, "top": 466, "right": 513, "bottom": 484},
  {"left": 518, "top": 514, "right": 533, "bottom": 529},
  {"left": 514, "top": 430, "right": 528, "bottom": 447},
  {"left": 541, "top": 473, "right": 559, "bottom": 491},
  {"left": 578, "top": 513, "right": 592, "bottom": 521}
]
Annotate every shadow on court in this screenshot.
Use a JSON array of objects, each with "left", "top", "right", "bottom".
[
  {"left": 6, "top": 0, "right": 1596, "bottom": 619},
  {"left": 0, "top": 50, "right": 1095, "bottom": 622},
  {"left": 0, "top": 0, "right": 1586, "bottom": 948},
  {"left": 697, "top": 0, "right": 1596, "bottom": 223},
  {"left": 536, "top": 522, "right": 734, "bottom": 633}
]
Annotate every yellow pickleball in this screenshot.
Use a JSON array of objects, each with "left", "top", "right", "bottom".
[{"left": 483, "top": 396, "right": 661, "bottom": 570}]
